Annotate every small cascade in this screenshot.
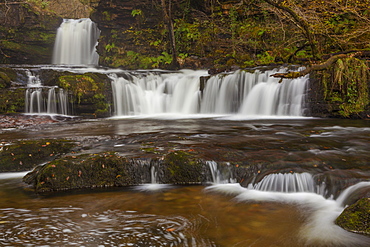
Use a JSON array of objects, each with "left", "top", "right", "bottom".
[
  {"left": 206, "top": 181, "right": 370, "bottom": 246},
  {"left": 110, "top": 71, "right": 203, "bottom": 116},
  {"left": 24, "top": 70, "right": 70, "bottom": 115},
  {"left": 207, "top": 161, "right": 236, "bottom": 184},
  {"left": 52, "top": 18, "right": 100, "bottom": 65},
  {"left": 247, "top": 172, "right": 327, "bottom": 195},
  {"left": 25, "top": 87, "right": 69, "bottom": 115},
  {"left": 135, "top": 162, "right": 172, "bottom": 191},
  {"left": 150, "top": 165, "right": 158, "bottom": 184},
  {"left": 110, "top": 69, "right": 309, "bottom": 117}
]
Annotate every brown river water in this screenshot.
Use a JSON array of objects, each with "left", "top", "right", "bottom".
[{"left": 0, "top": 116, "right": 370, "bottom": 246}]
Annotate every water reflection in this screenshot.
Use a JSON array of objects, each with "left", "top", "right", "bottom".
[{"left": 0, "top": 177, "right": 305, "bottom": 247}]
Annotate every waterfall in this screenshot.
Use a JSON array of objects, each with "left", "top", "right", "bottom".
[
  {"left": 24, "top": 71, "right": 70, "bottom": 115},
  {"left": 52, "top": 18, "right": 100, "bottom": 65},
  {"left": 206, "top": 181, "right": 370, "bottom": 246},
  {"left": 247, "top": 172, "right": 327, "bottom": 195},
  {"left": 207, "top": 161, "right": 236, "bottom": 184},
  {"left": 110, "top": 69, "right": 308, "bottom": 117},
  {"left": 110, "top": 71, "right": 203, "bottom": 116},
  {"left": 25, "top": 87, "right": 69, "bottom": 115}
]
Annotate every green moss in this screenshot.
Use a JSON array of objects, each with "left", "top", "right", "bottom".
[
  {"left": 321, "top": 57, "right": 369, "bottom": 117},
  {"left": 57, "top": 73, "right": 111, "bottom": 117},
  {"left": 24, "top": 153, "right": 137, "bottom": 193},
  {"left": 0, "top": 139, "right": 76, "bottom": 172},
  {"left": 0, "top": 72, "right": 11, "bottom": 89},
  {"left": 163, "top": 151, "right": 205, "bottom": 184},
  {"left": 0, "top": 88, "right": 26, "bottom": 114},
  {"left": 1, "top": 40, "right": 50, "bottom": 57},
  {"left": 336, "top": 198, "right": 370, "bottom": 235}
]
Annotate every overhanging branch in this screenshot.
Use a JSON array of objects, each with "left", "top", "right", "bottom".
[{"left": 270, "top": 52, "right": 366, "bottom": 79}]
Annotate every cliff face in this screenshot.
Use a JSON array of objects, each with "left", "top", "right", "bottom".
[
  {"left": 0, "top": 0, "right": 100, "bottom": 64},
  {"left": 0, "top": 1, "right": 61, "bottom": 64},
  {"left": 90, "top": 0, "right": 247, "bottom": 69},
  {"left": 90, "top": 0, "right": 165, "bottom": 68}
]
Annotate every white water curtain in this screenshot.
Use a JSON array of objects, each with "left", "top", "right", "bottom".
[
  {"left": 111, "top": 69, "right": 308, "bottom": 117},
  {"left": 52, "top": 18, "right": 100, "bottom": 65}
]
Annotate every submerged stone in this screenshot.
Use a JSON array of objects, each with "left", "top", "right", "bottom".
[{"left": 336, "top": 198, "right": 370, "bottom": 235}]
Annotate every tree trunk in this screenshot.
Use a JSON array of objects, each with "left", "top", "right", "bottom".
[{"left": 161, "top": 0, "right": 179, "bottom": 69}]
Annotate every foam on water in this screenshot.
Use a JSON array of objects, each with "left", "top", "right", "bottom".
[{"left": 205, "top": 182, "right": 370, "bottom": 246}]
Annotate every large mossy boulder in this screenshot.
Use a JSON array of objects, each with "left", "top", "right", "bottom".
[
  {"left": 57, "top": 72, "right": 112, "bottom": 117},
  {"left": 23, "top": 153, "right": 145, "bottom": 192},
  {"left": 23, "top": 150, "right": 218, "bottom": 193},
  {"left": 336, "top": 198, "right": 370, "bottom": 235},
  {"left": 0, "top": 139, "right": 76, "bottom": 172}
]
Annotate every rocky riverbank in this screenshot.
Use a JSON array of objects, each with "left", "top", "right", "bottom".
[{"left": 0, "top": 114, "right": 58, "bottom": 129}]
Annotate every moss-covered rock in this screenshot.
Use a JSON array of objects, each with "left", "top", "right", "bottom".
[
  {"left": 336, "top": 198, "right": 370, "bottom": 235},
  {"left": 309, "top": 57, "right": 370, "bottom": 118},
  {"left": 0, "top": 67, "right": 17, "bottom": 89},
  {"left": 0, "top": 72, "right": 11, "bottom": 89},
  {"left": 22, "top": 150, "right": 220, "bottom": 193},
  {"left": 57, "top": 72, "right": 112, "bottom": 117},
  {"left": 161, "top": 151, "right": 208, "bottom": 184},
  {"left": 23, "top": 153, "right": 143, "bottom": 192},
  {"left": 0, "top": 88, "right": 26, "bottom": 113},
  {"left": 0, "top": 139, "right": 76, "bottom": 172},
  {"left": 0, "top": 2, "right": 62, "bottom": 64}
]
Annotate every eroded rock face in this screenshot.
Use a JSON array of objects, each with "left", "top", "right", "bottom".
[
  {"left": 336, "top": 198, "right": 370, "bottom": 235},
  {"left": 0, "top": 1, "right": 62, "bottom": 64}
]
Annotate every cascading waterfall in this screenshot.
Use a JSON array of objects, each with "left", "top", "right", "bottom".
[
  {"left": 247, "top": 172, "right": 327, "bottom": 196},
  {"left": 24, "top": 71, "right": 69, "bottom": 115},
  {"left": 110, "top": 69, "right": 309, "bottom": 117},
  {"left": 25, "top": 87, "right": 69, "bottom": 115},
  {"left": 110, "top": 71, "right": 203, "bottom": 116},
  {"left": 52, "top": 18, "right": 100, "bottom": 65}
]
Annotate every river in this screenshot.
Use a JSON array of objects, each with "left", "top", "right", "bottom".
[{"left": 1, "top": 117, "right": 369, "bottom": 246}]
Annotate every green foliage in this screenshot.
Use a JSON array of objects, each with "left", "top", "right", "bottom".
[
  {"left": 105, "top": 43, "right": 116, "bottom": 52},
  {"left": 114, "top": 51, "right": 173, "bottom": 69},
  {"left": 174, "top": 18, "right": 201, "bottom": 54},
  {"left": 131, "top": 9, "right": 143, "bottom": 17},
  {"left": 322, "top": 57, "right": 369, "bottom": 117},
  {"left": 256, "top": 51, "right": 275, "bottom": 65},
  {"left": 102, "top": 11, "right": 112, "bottom": 21},
  {"left": 0, "top": 89, "right": 25, "bottom": 114},
  {"left": 27, "top": 0, "right": 49, "bottom": 9}
]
